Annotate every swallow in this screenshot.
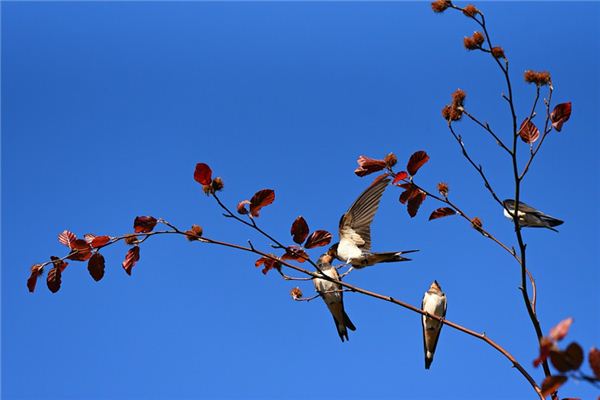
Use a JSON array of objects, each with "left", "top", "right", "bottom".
[
  {"left": 328, "top": 176, "right": 418, "bottom": 269},
  {"left": 503, "top": 199, "right": 563, "bottom": 232},
  {"left": 421, "top": 280, "right": 447, "bottom": 370},
  {"left": 313, "top": 253, "right": 356, "bottom": 342}
]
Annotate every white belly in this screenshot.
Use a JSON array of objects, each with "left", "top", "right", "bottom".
[{"left": 337, "top": 239, "right": 363, "bottom": 261}]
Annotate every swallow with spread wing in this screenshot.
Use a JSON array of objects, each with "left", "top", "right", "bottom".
[
  {"left": 503, "top": 199, "right": 563, "bottom": 232},
  {"left": 313, "top": 253, "right": 356, "bottom": 342},
  {"left": 421, "top": 280, "right": 447, "bottom": 370},
  {"left": 327, "top": 176, "right": 418, "bottom": 268}
]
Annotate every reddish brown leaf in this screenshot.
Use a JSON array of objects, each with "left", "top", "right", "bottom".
[
  {"left": 90, "top": 235, "right": 111, "bottom": 248},
  {"left": 122, "top": 246, "right": 140, "bottom": 276},
  {"left": 399, "top": 183, "right": 419, "bottom": 204},
  {"left": 406, "top": 151, "right": 430, "bottom": 176},
  {"left": 407, "top": 191, "right": 426, "bottom": 218},
  {"left": 291, "top": 217, "right": 309, "bottom": 245},
  {"left": 58, "top": 230, "right": 77, "bottom": 248},
  {"left": 194, "top": 163, "right": 212, "bottom": 185},
  {"left": 589, "top": 347, "right": 600, "bottom": 379},
  {"left": 392, "top": 171, "right": 408, "bottom": 185},
  {"left": 66, "top": 239, "right": 92, "bottom": 261},
  {"left": 354, "top": 155, "right": 387, "bottom": 177},
  {"left": 550, "top": 343, "right": 584, "bottom": 372},
  {"left": 549, "top": 317, "right": 573, "bottom": 342},
  {"left": 50, "top": 256, "right": 69, "bottom": 272},
  {"left": 541, "top": 375, "right": 567, "bottom": 398},
  {"left": 429, "top": 207, "right": 457, "bottom": 221},
  {"left": 304, "top": 230, "right": 332, "bottom": 249},
  {"left": 46, "top": 266, "right": 62, "bottom": 293},
  {"left": 551, "top": 102, "right": 572, "bottom": 132},
  {"left": 254, "top": 256, "right": 281, "bottom": 275},
  {"left": 237, "top": 200, "right": 250, "bottom": 215},
  {"left": 249, "top": 189, "right": 275, "bottom": 217},
  {"left": 281, "top": 246, "right": 309, "bottom": 263},
  {"left": 134, "top": 216, "right": 158, "bottom": 233},
  {"left": 534, "top": 337, "right": 554, "bottom": 368},
  {"left": 87, "top": 253, "right": 105, "bottom": 282},
  {"left": 27, "top": 264, "right": 44, "bottom": 293},
  {"left": 519, "top": 119, "right": 540, "bottom": 144}
]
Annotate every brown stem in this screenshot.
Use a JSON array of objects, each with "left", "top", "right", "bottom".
[{"left": 461, "top": 109, "right": 512, "bottom": 155}]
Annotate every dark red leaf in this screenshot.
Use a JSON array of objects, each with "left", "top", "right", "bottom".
[
  {"left": 282, "top": 246, "right": 309, "bottom": 263},
  {"left": 291, "top": 217, "right": 309, "bottom": 245},
  {"left": 87, "top": 253, "right": 105, "bottom": 282},
  {"left": 27, "top": 264, "right": 44, "bottom": 293},
  {"left": 354, "top": 155, "right": 387, "bottom": 177},
  {"left": 550, "top": 343, "right": 584, "bottom": 372},
  {"left": 429, "top": 207, "right": 457, "bottom": 220},
  {"left": 406, "top": 151, "right": 430, "bottom": 176},
  {"left": 249, "top": 189, "right": 275, "bottom": 217},
  {"left": 519, "top": 119, "right": 540, "bottom": 144},
  {"left": 194, "top": 163, "right": 212, "bottom": 185},
  {"left": 50, "top": 256, "right": 69, "bottom": 272},
  {"left": 90, "top": 235, "right": 111, "bottom": 248},
  {"left": 534, "top": 337, "right": 554, "bottom": 368},
  {"left": 66, "top": 239, "right": 92, "bottom": 261},
  {"left": 134, "top": 216, "right": 158, "bottom": 233},
  {"left": 304, "top": 230, "right": 332, "bottom": 249},
  {"left": 407, "top": 191, "right": 426, "bottom": 217},
  {"left": 549, "top": 317, "right": 573, "bottom": 342},
  {"left": 58, "top": 230, "right": 77, "bottom": 248},
  {"left": 46, "top": 266, "right": 62, "bottom": 293},
  {"left": 589, "top": 347, "right": 600, "bottom": 379},
  {"left": 541, "top": 375, "right": 567, "bottom": 398},
  {"left": 255, "top": 256, "right": 281, "bottom": 275},
  {"left": 392, "top": 171, "right": 408, "bottom": 185},
  {"left": 237, "top": 200, "right": 250, "bottom": 215},
  {"left": 551, "top": 102, "right": 572, "bottom": 132},
  {"left": 399, "top": 183, "right": 419, "bottom": 204},
  {"left": 122, "top": 246, "right": 140, "bottom": 276}
]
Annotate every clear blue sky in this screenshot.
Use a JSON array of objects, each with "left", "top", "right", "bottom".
[{"left": 2, "top": 2, "right": 599, "bottom": 399}]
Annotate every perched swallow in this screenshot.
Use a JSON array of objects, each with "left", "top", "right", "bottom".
[
  {"left": 313, "top": 253, "right": 356, "bottom": 342},
  {"left": 328, "top": 176, "right": 418, "bottom": 268},
  {"left": 421, "top": 280, "right": 447, "bottom": 370},
  {"left": 503, "top": 199, "right": 563, "bottom": 232}
]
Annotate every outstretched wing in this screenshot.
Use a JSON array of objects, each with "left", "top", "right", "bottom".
[{"left": 339, "top": 177, "right": 390, "bottom": 252}]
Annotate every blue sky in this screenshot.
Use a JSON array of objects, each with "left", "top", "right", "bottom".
[{"left": 2, "top": 2, "right": 599, "bottom": 399}]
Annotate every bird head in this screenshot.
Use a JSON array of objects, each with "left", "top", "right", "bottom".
[
  {"left": 326, "top": 243, "right": 338, "bottom": 258},
  {"left": 317, "top": 253, "right": 333, "bottom": 266}
]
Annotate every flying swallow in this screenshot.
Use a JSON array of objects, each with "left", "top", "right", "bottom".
[
  {"left": 313, "top": 253, "right": 356, "bottom": 342},
  {"left": 421, "top": 280, "right": 447, "bottom": 370},
  {"left": 328, "top": 176, "right": 418, "bottom": 269},
  {"left": 503, "top": 199, "right": 563, "bottom": 232}
]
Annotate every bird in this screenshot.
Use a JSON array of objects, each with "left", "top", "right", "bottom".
[
  {"left": 313, "top": 253, "right": 356, "bottom": 342},
  {"left": 502, "top": 199, "right": 563, "bottom": 232},
  {"left": 328, "top": 176, "right": 418, "bottom": 269},
  {"left": 421, "top": 280, "right": 447, "bottom": 370}
]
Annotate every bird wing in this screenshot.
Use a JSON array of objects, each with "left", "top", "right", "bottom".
[
  {"left": 505, "top": 199, "right": 543, "bottom": 215},
  {"left": 338, "top": 176, "right": 390, "bottom": 252}
]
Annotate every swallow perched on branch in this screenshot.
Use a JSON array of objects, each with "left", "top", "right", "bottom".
[
  {"left": 328, "top": 176, "right": 418, "bottom": 269},
  {"left": 502, "top": 199, "right": 563, "bottom": 232},
  {"left": 421, "top": 280, "right": 447, "bottom": 370},
  {"left": 313, "top": 253, "right": 356, "bottom": 342}
]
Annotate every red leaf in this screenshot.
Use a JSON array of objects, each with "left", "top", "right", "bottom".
[
  {"left": 551, "top": 102, "right": 572, "bottom": 132},
  {"left": 237, "top": 200, "right": 250, "bottom": 215},
  {"left": 46, "top": 266, "right": 62, "bottom": 293},
  {"left": 50, "top": 256, "right": 69, "bottom": 272},
  {"left": 549, "top": 317, "right": 573, "bottom": 342},
  {"left": 406, "top": 151, "right": 430, "bottom": 176},
  {"left": 27, "top": 264, "right": 44, "bottom": 293},
  {"left": 291, "top": 217, "right": 309, "bottom": 245},
  {"left": 541, "top": 375, "right": 567, "bottom": 398},
  {"left": 255, "top": 256, "right": 281, "bottom": 275},
  {"left": 399, "top": 183, "right": 419, "bottom": 204},
  {"left": 122, "top": 246, "right": 140, "bottom": 276},
  {"left": 90, "top": 235, "right": 111, "bottom": 248},
  {"left": 392, "top": 171, "right": 408, "bottom": 185},
  {"left": 429, "top": 207, "right": 457, "bottom": 220},
  {"left": 134, "top": 216, "right": 158, "bottom": 233},
  {"left": 304, "top": 230, "right": 332, "bottom": 249},
  {"left": 281, "top": 246, "right": 309, "bottom": 263},
  {"left": 407, "top": 191, "right": 426, "bottom": 217},
  {"left": 550, "top": 342, "right": 584, "bottom": 372},
  {"left": 534, "top": 337, "right": 554, "bottom": 368},
  {"left": 519, "top": 119, "right": 540, "bottom": 144},
  {"left": 354, "top": 155, "right": 387, "bottom": 177},
  {"left": 88, "top": 253, "right": 105, "bottom": 282},
  {"left": 58, "top": 230, "right": 77, "bottom": 248},
  {"left": 66, "top": 239, "right": 92, "bottom": 261},
  {"left": 194, "top": 163, "right": 212, "bottom": 185},
  {"left": 249, "top": 189, "right": 275, "bottom": 217},
  {"left": 589, "top": 347, "right": 600, "bottom": 379}
]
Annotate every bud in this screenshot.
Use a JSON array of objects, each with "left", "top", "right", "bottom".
[
  {"left": 354, "top": 155, "right": 387, "bottom": 177},
  {"left": 451, "top": 89, "right": 466, "bottom": 107},
  {"left": 431, "top": 0, "right": 451, "bottom": 13},
  {"left": 471, "top": 217, "right": 483, "bottom": 230},
  {"left": 290, "top": 287, "right": 303, "bottom": 300},
  {"left": 124, "top": 234, "right": 139, "bottom": 245},
  {"left": 462, "top": 4, "right": 479, "bottom": 17},
  {"left": 384, "top": 152, "right": 398, "bottom": 168},
  {"left": 202, "top": 184, "right": 214, "bottom": 195},
  {"left": 185, "top": 224, "right": 203, "bottom": 241},
  {"left": 524, "top": 70, "right": 551, "bottom": 86},
  {"left": 441, "top": 105, "right": 452, "bottom": 121},
  {"left": 491, "top": 46, "right": 505, "bottom": 59},
  {"left": 437, "top": 182, "right": 449, "bottom": 197},
  {"left": 237, "top": 200, "right": 250, "bottom": 215},
  {"left": 211, "top": 177, "right": 224, "bottom": 192}
]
